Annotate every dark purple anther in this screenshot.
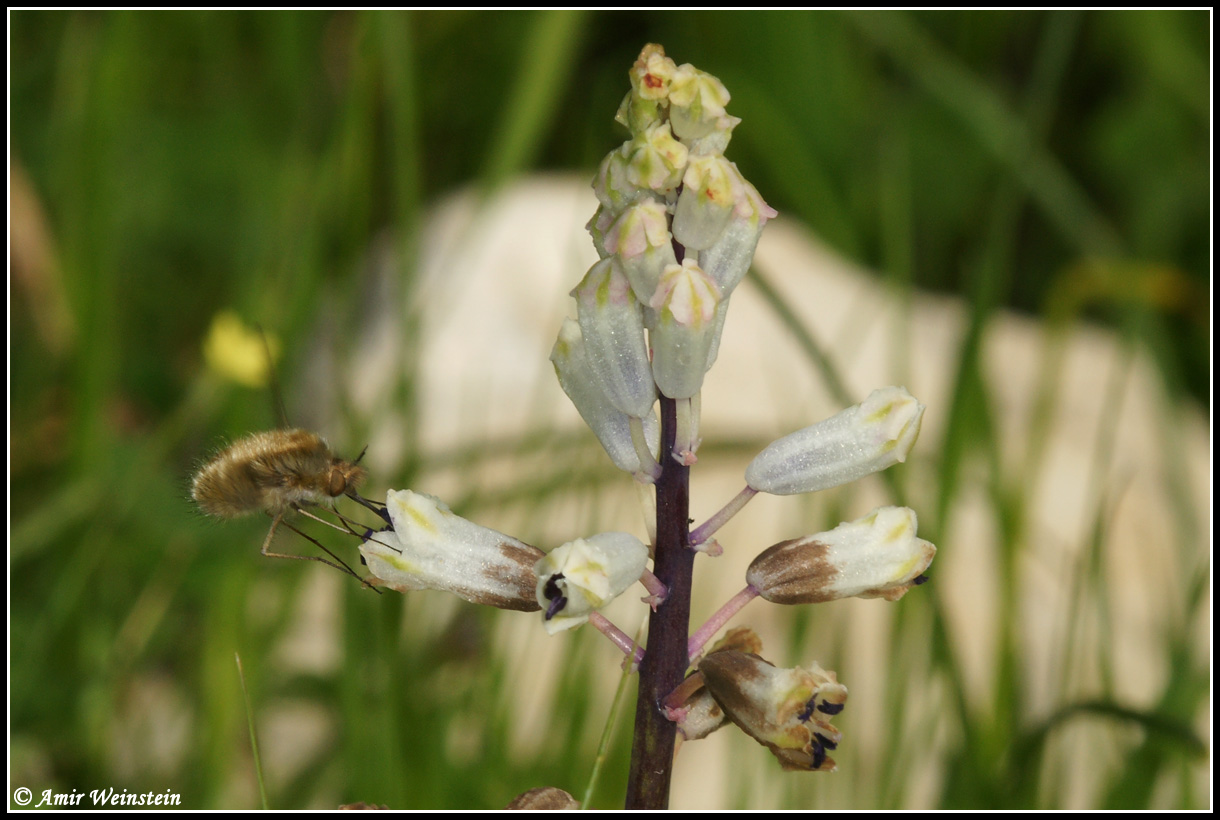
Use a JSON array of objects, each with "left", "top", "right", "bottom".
[
  {"left": 543, "top": 573, "right": 567, "bottom": 620},
  {"left": 797, "top": 697, "right": 816, "bottom": 723},
  {"left": 545, "top": 595, "right": 567, "bottom": 620},
  {"left": 810, "top": 740, "right": 827, "bottom": 770}
]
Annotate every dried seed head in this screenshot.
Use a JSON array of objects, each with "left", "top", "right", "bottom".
[
  {"left": 505, "top": 787, "right": 580, "bottom": 810},
  {"left": 699, "top": 650, "right": 847, "bottom": 772}
]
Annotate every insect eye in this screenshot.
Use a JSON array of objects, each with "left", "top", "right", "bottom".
[{"left": 328, "top": 466, "right": 347, "bottom": 497}]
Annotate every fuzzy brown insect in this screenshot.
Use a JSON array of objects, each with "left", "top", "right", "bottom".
[{"left": 192, "top": 428, "right": 374, "bottom": 582}]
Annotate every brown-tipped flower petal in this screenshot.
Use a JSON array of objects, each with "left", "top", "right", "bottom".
[
  {"left": 698, "top": 651, "right": 847, "bottom": 772},
  {"left": 361, "top": 490, "right": 543, "bottom": 611},
  {"left": 746, "top": 506, "right": 936, "bottom": 604}
]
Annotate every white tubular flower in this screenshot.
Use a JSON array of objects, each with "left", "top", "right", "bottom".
[
  {"left": 668, "top": 63, "right": 731, "bottom": 140},
  {"left": 698, "top": 651, "right": 847, "bottom": 772},
  {"left": 551, "top": 318, "right": 660, "bottom": 477},
  {"left": 572, "top": 257, "right": 657, "bottom": 419},
  {"left": 698, "top": 169, "right": 778, "bottom": 298},
  {"left": 624, "top": 123, "right": 689, "bottom": 195},
  {"left": 603, "top": 198, "right": 677, "bottom": 306},
  {"left": 535, "top": 532, "right": 650, "bottom": 635},
  {"left": 649, "top": 259, "right": 721, "bottom": 400},
  {"left": 672, "top": 154, "right": 738, "bottom": 251},
  {"left": 745, "top": 386, "right": 925, "bottom": 495},
  {"left": 361, "top": 490, "right": 544, "bottom": 611},
  {"left": 593, "top": 146, "right": 640, "bottom": 211},
  {"left": 746, "top": 506, "right": 936, "bottom": 604}
]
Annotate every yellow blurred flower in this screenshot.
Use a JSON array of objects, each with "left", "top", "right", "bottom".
[{"left": 202, "top": 311, "right": 278, "bottom": 388}]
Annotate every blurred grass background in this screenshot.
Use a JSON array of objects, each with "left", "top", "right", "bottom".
[{"left": 9, "top": 10, "right": 1210, "bottom": 809}]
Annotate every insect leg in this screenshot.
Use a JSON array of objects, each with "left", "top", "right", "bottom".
[
  {"left": 296, "top": 504, "right": 400, "bottom": 553},
  {"left": 260, "top": 510, "right": 381, "bottom": 593}
]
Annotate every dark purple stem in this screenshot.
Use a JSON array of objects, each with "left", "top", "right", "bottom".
[{"left": 625, "top": 396, "right": 692, "bottom": 809}]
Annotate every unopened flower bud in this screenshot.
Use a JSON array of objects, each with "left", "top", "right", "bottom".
[
  {"left": 686, "top": 114, "right": 740, "bottom": 156},
  {"left": 747, "top": 506, "right": 936, "bottom": 604},
  {"left": 624, "top": 123, "right": 688, "bottom": 195},
  {"left": 629, "top": 43, "right": 678, "bottom": 102},
  {"left": 593, "top": 146, "right": 639, "bottom": 210},
  {"left": 699, "top": 651, "right": 847, "bottom": 772},
  {"left": 603, "top": 198, "right": 677, "bottom": 306},
  {"left": 649, "top": 259, "right": 721, "bottom": 400},
  {"left": 746, "top": 386, "right": 925, "bottom": 495},
  {"left": 672, "top": 154, "right": 738, "bottom": 251},
  {"left": 614, "top": 44, "right": 678, "bottom": 134},
  {"left": 615, "top": 90, "right": 662, "bottom": 136},
  {"left": 698, "top": 171, "right": 777, "bottom": 298},
  {"left": 550, "top": 318, "right": 659, "bottom": 477},
  {"left": 361, "top": 490, "right": 543, "bottom": 611},
  {"left": 668, "top": 63, "right": 731, "bottom": 140},
  {"left": 572, "top": 258, "right": 657, "bottom": 419},
  {"left": 535, "top": 532, "right": 650, "bottom": 635}
]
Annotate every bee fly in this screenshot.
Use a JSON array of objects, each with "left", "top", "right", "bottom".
[{"left": 192, "top": 428, "right": 390, "bottom": 588}]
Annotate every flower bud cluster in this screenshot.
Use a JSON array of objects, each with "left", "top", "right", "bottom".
[{"left": 558, "top": 43, "right": 777, "bottom": 474}]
